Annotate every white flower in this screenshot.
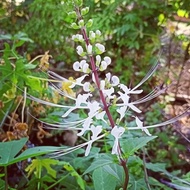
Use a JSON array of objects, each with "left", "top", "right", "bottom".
[
  {"left": 76, "top": 46, "right": 85, "bottom": 56},
  {"left": 73, "top": 61, "right": 80, "bottom": 71},
  {"left": 111, "top": 76, "right": 120, "bottom": 86},
  {"left": 96, "top": 30, "right": 101, "bottom": 36},
  {"left": 96, "top": 55, "right": 101, "bottom": 67},
  {"left": 62, "top": 93, "right": 91, "bottom": 118},
  {"left": 77, "top": 117, "right": 93, "bottom": 136},
  {"left": 104, "top": 56, "right": 111, "bottom": 65},
  {"left": 87, "top": 44, "right": 92, "bottom": 54},
  {"left": 105, "top": 73, "right": 119, "bottom": 87},
  {"left": 100, "top": 61, "right": 108, "bottom": 71},
  {"left": 89, "top": 31, "right": 96, "bottom": 39},
  {"left": 83, "top": 82, "right": 91, "bottom": 92},
  {"left": 69, "top": 74, "right": 88, "bottom": 88},
  {"left": 95, "top": 43, "right": 105, "bottom": 54},
  {"left": 73, "top": 60, "right": 90, "bottom": 73},
  {"left": 111, "top": 126, "right": 125, "bottom": 155},
  {"left": 85, "top": 125, "right": 102, "bottom": 156},
  {"left": 135, "top": 117, "right": 151, "bottom": 136},
  {"left": 72, "top": 34, "right": 84, "bottom": 42}
]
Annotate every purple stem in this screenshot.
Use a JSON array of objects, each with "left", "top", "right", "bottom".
[{"left": 75, "top": 7, "right": 128, "bottom": 189}]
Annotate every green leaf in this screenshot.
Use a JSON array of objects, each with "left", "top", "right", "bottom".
[
  {"left": 0, "top": 138, "right": 28, "bottom": 166},
  {"left": 103, "top": 164, "right": 124, "bottom": 184},
  {"left": 24, "top": 63, "right": 37, "bottom": 70},
  {"left": 93, "top": 167, "right": 117, "bottom": 190},
  {"left": 146, "top": 162, "right": 167, "bottom": 173},
  {"left": 121, "top": 136, "right": 157, "bottom": 157},
  {"left": 25, "top": 158, "right": 58, "bottom": 178},
  {"left": 83, "top": 156, "right": 113, "bottom": 175},
  {"left": 0, "top": 138, "right": 63, "bottom": 166},
  {"left": 61, "top": 161, "right": 86, "bottom": 190}
]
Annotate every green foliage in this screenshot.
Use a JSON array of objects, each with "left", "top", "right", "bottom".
[{"left": 0, "top": 0, "right": 190, "bottom": 189}]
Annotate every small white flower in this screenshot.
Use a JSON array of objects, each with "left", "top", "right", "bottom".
[
  {"left": 100, "top": 61, "right": 108, "bottom": 71},
  {"left": 96, "top": 30, "right": 101, "bottom": 36},
  {"left": 85, "top": 125, "right": 102, "bottom": 156},
  {"left": 104, "top": 56, "right": 111, "bottom": 65},
  {"left": 87, "top": 101, "right": 100, "bottom": 117},
  {"left": 82, "top": 63, "right": 90, "bottom": 73},
  {"left": 95, "top": 43, "right": 105, "bottom": 54},
  {"left": 135, "top": 117, "right": 151, "bottom": 136},
  {"left": 89, "top": 31, "right": 96, "bottom": 39},
  {"left": 83, "top": 82, "right": 91, "bottom": 92},
  {"left": 73, "top": 61, "right": 80, "bottom": 71},
  {"left": 111, "top": 76, "right": 120, "bottom": 86},
  {"left": 96, "top": 111, "right": 106, "bottom": 123},
  {"left": 87, "top": 44, "right": 93, "bottom": 54},
  {"left": 96, "top": 55, "right": 101, "bottom": 67},
  {"left": 111, "top": 126, "right": 125, "bottom": 155},
  {"left": 76, "top": 46, "right": 84, "bottom": 56}
]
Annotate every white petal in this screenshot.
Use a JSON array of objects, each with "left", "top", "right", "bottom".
[
  {"left": 111, "top": 126, "right": 125, "bottom": 138},
  {"left": 83, "top": 82, "right": 90, "bottom": 92},
  {"left": 91, "top": 125, "right": 102, "bottom": 139},
  {"left": 95, "top": 43, "right": 105, "bottom": 53},
  {"left": 96, "top": 30, "right": 101, "bottom": 36},
  {"left": 96, "top": 111, "right": 106, "bottom": 123},
  {"left": 116, "top": 106, "right": 127, "bottom": 121},
  {"left": 73, "top": 61, "right": 80, "bottom": 71},
  {"left": 104, "top": 56, "right": 111, "bottom": 65},
  {"left": 128, "top": 103, "right": 142, "bottom": 113},
  {"left": 85, "top": 142, "right": 93, "bottom": 156},
  {"left": 87, "top": 44, "right": 92, "bottom": 54},
  {"left": 100, "top": 61, "right": 108, "bottom": 71},
  {"left": 82, "top": 63, "right": 89, "bottom": 73},
  {"left": 96, "top": 55, "right": 101, "bottom": 66},
  {"left": 111, "top": 76, "right": 120, "bottom": 86},
  {"left": 76, "top": 46, "right": 84, "bottom": 56},
  {"left": 106, "top": 72, "right": 111, "bottom": 82}
]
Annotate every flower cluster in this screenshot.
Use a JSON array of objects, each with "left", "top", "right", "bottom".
[{"left": 27, "top": 3, "right": 189, "bottom": 158}]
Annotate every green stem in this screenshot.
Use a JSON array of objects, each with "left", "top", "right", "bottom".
[{"left": 46, "top": 173, "right": 70, "bottom": 190}]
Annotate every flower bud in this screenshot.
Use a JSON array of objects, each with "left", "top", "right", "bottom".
[
  {"left": 95, "top": 43, "right": 105, "bottom": 54},
  {"left": 71, "top": 23, "right": 80, "bottom": 29},
  {"left": 81, "top": 7, "right": 89, "bottom": 16},
  {"left": 96, "top": 30, "right": 101, "bottom": 36},
  {"left": 86, "top": 19, "right": 93, "bottom": 28},
  {"left": 78, "top": 19, "right": 84, "bottom": 27},
  {"left": 76, "top": 46, "right": 85, "bottom": 56},
  {"left": 87, "top": 44, "right": 92, "bottom": 54},
  {"left": 96, "top": 55, "right": 101, "bottom": 67},
  {"left": 68, "top": 11, "right": 77, "bottom": 18}
]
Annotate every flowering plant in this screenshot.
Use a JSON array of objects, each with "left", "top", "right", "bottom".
[{"left": 24, "top": 1, "right": 189, "bottom": 189}]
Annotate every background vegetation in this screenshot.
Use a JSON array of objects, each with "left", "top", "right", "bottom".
[{"left": 0, "top": 0, "right": 190, "bottom": 189}]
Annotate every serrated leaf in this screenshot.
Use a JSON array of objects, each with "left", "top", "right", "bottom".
[
  {"left": 121, "top": 136, "right": 157, "bottom": 157},
  {"left": 93, "top": 167, "right": 116, "bottom": 190}
]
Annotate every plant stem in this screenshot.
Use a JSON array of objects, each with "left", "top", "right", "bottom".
[
  {"left": 4, "top": 166, "right": 8, "bottom": 190},
  {"left": 75, "top": 6, "right": 129, "bottom": 189},
  {"left": 120, "top": 159, "right": 129, "bottom": 190}
]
